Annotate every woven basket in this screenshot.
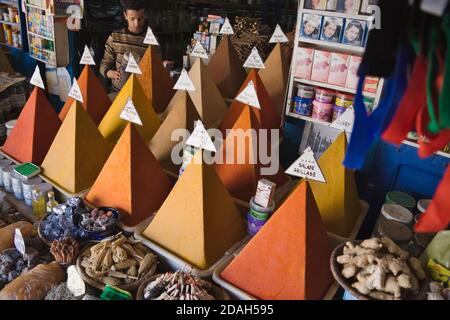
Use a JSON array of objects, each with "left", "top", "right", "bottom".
[
  {"left": 136, "top": 274, "right": 230, "bottom": 300},
  {"left": 330, "top": 241, "right": 428, "bottom": 300},
  {"left": 76, "top": 243, "right": 157, "bottom": 294}
]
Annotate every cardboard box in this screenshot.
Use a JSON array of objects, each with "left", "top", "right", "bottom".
[
  {"left": 345, "top": 55, "right": 362, "bottom": 89},
  {"left": 294, "top": 47, "right": 314, "bottom": 79},
  {"left": 254, "top": 179, "right": 277, "bottom": 208},
  {"left": 328, "top": 53, "right": 350, "bottom": 86},
  {"left": 363, "top": 76, "right": 380, "bottom": 93},
  {"left": 311, "top": 50, "right": 331, "bottom": 83}
]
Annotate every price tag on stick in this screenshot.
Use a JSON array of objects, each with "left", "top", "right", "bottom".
[
  {"left": 269, "top": 24, "right": 289, "bottom": 43},
  {"left": 243, "top": 47, "right": 265, "bottom": 69},
  {"left": 285, "top": 147, "right": 326, "bottom": 183},
  {"left": 30, "top": 66, "right": 45, "bottom": 90},
  {"left": 120, "top": 97, "right": 143, "bottom": 126},
  {"left": 173, "top": 69, "right": 196, "bottom": 91},
  {"left": 186, "top": 120, "right": 216, "bottom": 152}
]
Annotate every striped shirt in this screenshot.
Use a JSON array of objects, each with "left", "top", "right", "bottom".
[{"left": 100, "top": 28, "right": 148, "bottom": 91}]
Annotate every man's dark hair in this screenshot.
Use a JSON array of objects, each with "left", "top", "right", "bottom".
[{"left": 120, "top": 0, "right": 146, "bottom": 12}]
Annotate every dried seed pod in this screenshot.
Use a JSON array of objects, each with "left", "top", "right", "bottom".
[
  {"left": 111, "top": 236, "right": 127, "bottom": 248},
  {"left": 138, "top": 253, "right": 157, "bottom": 276},
  {"left": 102, "top": 250, "right": 113, "bottom": 269},
  {"left": 108, "top": 270, "right": 129, "bottom": 279},
  {"left": 112, "top": 246, "right": 128, "bottom": 263},
  {"left": 121, "top": 244, "right": 137, "bottom": 257},
  {"left": 127, "top": 265, "right": 137, "bottom": 277},
  {"left": 114, "top": 259, "right": 138, "bottom": 270}
]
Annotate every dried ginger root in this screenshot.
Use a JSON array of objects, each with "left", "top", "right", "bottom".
[
  {"left": 352, "top": 273, "right": 371, "bottom": 295},
  {"left": 384, "top": 275, "right": 401, "bottom": 298},
  {"left": 350, "top": 255, "right": 376, "bottom": 268},
  {"left": 408, "top": 257, "right": 426, "bottom": 280},
  {"left": 360, "top": 238, "right": 382, "bottom": 250},
  {"left": 343, "top": 242, "right": 375, "bottom": 256},
  {"left": 397, "top": 273, "right": 412, "bottom": 289},
  {"left": 380, "top": 237, "right": 409, "bottom": 259},
  {"left": 366, "top": 265, "right": 386, "bottom": 291},
  {"left": 342, "top": 264, "right": 357, "bottom": 279},
  {"left": 337, "top": 255, "right": 352, "bottom": 264}
]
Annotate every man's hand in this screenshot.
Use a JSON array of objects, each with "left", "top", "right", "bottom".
[{"left": 107, "top": 70, "right": 121, "bottom": 81}]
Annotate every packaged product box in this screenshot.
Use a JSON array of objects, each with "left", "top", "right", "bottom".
[
  {"left": 311, "top": 50, "right": 331, "bottom": 83},
  {"left": 363, "top": 76, "right": 379, "bottom": 93},
  {"left": 328, "top": 52, "right": 350, "bottom": 86},
  {"left": 345, "top": 55, "right": 362, "bottom": 89},
  {"left": 294, "top": 47, "right": 315, "bottom": 79}
]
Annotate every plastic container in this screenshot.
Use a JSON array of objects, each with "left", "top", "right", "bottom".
[
  {"left": 312, "top": 100, "right": 333, "bottom": 122},
  {"left": 247, "top": 197, "right": 275, "bottom": 236},
  {"left": 335, "top": 93, "right": 354, "bottom": 108},
  {"left": 11, "top": 172, "right": 24, "bottom": 200},
  {"left": 297, "top": 84, "right": 315, "bottom": 99},
  {"left": 5, "top": 120, "right": 16, "bottom": 136},
  {"left": 2, "top": 166, "right": 13, "bottom": 193},
  {"left": 385, "top": 191, "right": 416, "bottom": 211},
  {"left": 315, "top": 88, "right": 335, "bottom": 104},
  {"left": 293, "top": 96, "right": 314, "bottom": 116},
  {"left": 22, "top": 177, "right": 43, "bottom": 206},
  {"left": 332, "top": 105, "right": 347, "bottom": 122}
]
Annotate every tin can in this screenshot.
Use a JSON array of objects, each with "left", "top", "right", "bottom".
[
  {"left": 315, "top": 88, "right": 335, "bottom": 104},
  {"left": 385, "top": 191, "right": 416, "bottom": 212},
  {"left": 0, "top": 159, "right": 12, "bottom": 186},
  {"left": 332, "top": 105, "right": 347, "bottom": 122},
  {"left": 312, "top": 100, "right": 333, "bottom": 122},
  {"left": 335, "top": 93, "right": 354, "bottom": 108},
  {"left": 2, "top": 166, "right": 13, "bottom": 193},
  {"left": 11, "top": 173, "right": 24, "bottom": 199},
  {"left": 22, "top": 177, "right": 43, "bottom": 206},
  {"left": 247, "top": 197, "right": 275, "bottom": 236}
]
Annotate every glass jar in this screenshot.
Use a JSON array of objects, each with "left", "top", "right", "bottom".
[{"left": 375, "top": 220, "right": 412, "bottom": 251}]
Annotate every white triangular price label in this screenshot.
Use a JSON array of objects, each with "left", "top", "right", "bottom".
[
  {"left": 220, "top": 18, "right": 234, "bottom": 35},
  {"left": 173, "top": 69, "right": 196, "bottom": 91},
  {"left": 30, "top": 66, "right": 45, "bottom": 90},
  {"left": 270, "top": 24, "right": 289, "bottom": 43},
  {"left": 235, "top": 81, "right": 260, "bottom": 109},
  {"left": 243, "top": 47, "right": 265, "bottom": 69},
  {"left": 14, "top": 228, "right": 26, "bottom": 256},
  {"left": 186, "top": 120, "right": 216, "bottom": 152},
  {"left": 285, "top": 147, "right": 326, "bottom": 183},
  {"left": 125, "top": 53, "right": 142, "bottom": 74},
  {"left": 144, "top": 26, "right": 159, "bottom": 45},
  {"left": 191, "top": 41, "right": 209, "bottom": 59},
  {"left": 68, "top": 78, "right": 84, "bottom": 103},
  {"left": 80, "top": 45, "right": 96, "bottom": 65},
  {"left": 330, "top": 107, "right": 355, "bottom": 133},
  {"left": 120, "top": 97, "right": 143, "bottom": 126},
  {"left": 67, "top": 265, "right": 86, "bottom": 297}
]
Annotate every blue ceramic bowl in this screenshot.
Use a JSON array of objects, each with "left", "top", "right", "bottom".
[{"left": 78, "top": 207, "right": 120, "bottom": 241}]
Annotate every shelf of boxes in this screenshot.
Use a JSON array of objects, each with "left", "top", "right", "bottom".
[
  {"left": 284, "top": 0, "right": 385, "bottom": 136},
  {"left": 25, "top": 0, "right": 69, "bottom": 66},
  {"left": 293, "top": 77, "right": 376, "bottom": 98},
  {"left": 0, "top": 0, "right": 23, "bottom": 49}
]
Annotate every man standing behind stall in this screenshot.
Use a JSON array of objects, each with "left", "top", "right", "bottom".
[{"left": 100, "top": 0, "right": 148, "bottom": 92}]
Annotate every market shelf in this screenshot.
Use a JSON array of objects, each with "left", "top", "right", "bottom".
[
  {"left": 0, "top": 19, "right": 20, "bottom": 27},
  {"left": 402, "top": 140, "right": 450, "bottom": 159},
  {"left": 286, "top": 111, "right": 340, "bottom": 128},
  {"left": 298, "top": 37, "right": 366, "bottom": 54},
  {"left": 1, "top": 189, "right": 38, "bottom": 223},
  {"left": 301, "top": 8, "right": 373, "bottom": 21},
  {"left": 293, "top": 77, "right": 377, "bottom": 98},
  {"left": 28, "top": 30, "right": 54, "bottom": 41},
  {"left": 29, "top": 52, "right": 54, "bottom": 65}
]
